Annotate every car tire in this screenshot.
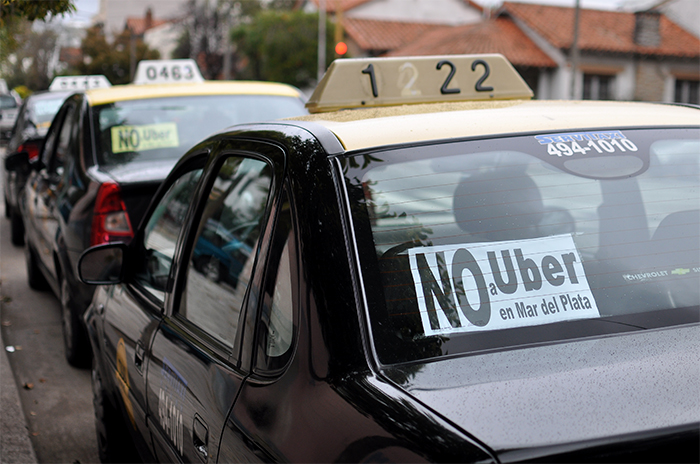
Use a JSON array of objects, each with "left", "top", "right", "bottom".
[
  {"left": 60, "top": 275, "right": 91, "bottom": 368},
  {"left": 92, "top": 358, "right": 141, "bottom": 463},
  {"left": 10, "top": 208, "right": 24, "bottom": 246},
  {"left": 25, "top": 244, "right": 48, "bottom": 291},
  {"left": 4, "top": 196, "right": 10, "bottom": 218}
]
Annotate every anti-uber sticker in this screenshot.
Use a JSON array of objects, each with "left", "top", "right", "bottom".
[
  {"left": 111, "top": 123, "right": 179, "bottom": 153},
  {"left": 536, "top": 130, "right": 639, "bottom": 157},
  {"left": 408, "top": 234, "right": 600, "bottom": 336}
]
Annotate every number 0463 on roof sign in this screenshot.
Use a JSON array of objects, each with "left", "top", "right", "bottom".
[{"left": 306, "top": 54, "right": 533, "bottom": 113}]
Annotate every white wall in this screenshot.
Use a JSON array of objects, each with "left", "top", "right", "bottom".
[{"left": 346, "top": 0, "right": 483, "bottom": 25}]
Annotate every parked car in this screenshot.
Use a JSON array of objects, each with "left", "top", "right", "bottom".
[
  {"left": 0, "top": 91, "right": 20, "bottom": 141},
  {"left": 78, "top": 54, "right": 699, "bottom": 463},
  {"left": 5, "top": 59, "right": 307, "bottom": 367},
  {"left": 3, "top": 76, "right": 111, "bottom": 245}
]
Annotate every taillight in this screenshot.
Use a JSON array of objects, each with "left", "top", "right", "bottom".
[
  {"left": 90, "top": 182, "right": 134, "bottom": 246},
  {"left": 18, "top": 141, "right": 40, "bottom": 162}
]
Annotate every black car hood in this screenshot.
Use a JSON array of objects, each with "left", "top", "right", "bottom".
[
  {"left": 383, "top": 324, "right": 700, "bottom": 454},
  {"left": 97, "top": 159, "right": 178, "bottom": 185}
]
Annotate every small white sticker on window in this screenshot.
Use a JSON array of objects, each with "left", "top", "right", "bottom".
[{"left": 408, "top": 234, "right": 600, "bottom": 336}]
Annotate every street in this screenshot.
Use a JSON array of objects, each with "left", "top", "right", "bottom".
[{"left": 0, "top": 148, "right": 99, "bottom": 463}]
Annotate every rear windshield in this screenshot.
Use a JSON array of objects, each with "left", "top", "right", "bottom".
[
  {"left": 31, "top": 96, "right": 66, "bottom": 125},
  {"left": 343, "top": 127, "right": 700, "bottom": 364},
  {"left": 92, "top": 94, "right": 306, "bottom": 166},
  {"left": 0, "top": 94, "right": 17, "bottom": 109}
]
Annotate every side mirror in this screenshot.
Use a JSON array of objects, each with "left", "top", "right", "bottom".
[
  {"left": 4, "top": 150, "right": 29, "bottom": 172},
  {"left": 78, "top": 243, "right": 128, "bottom": 285}
]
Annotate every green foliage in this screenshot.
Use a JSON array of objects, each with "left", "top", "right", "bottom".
[
  {"left": 232, "top": 10, "right": 337, "bottom": 88},
  {"left": 0, "top": 1, "right": 73, "bottom": 83},
  {"left": 0, "top": 0, "right": 75, "bottom": 25},
  {"left": 13, "top": 85, "right": 30, "bottom": 99},
  {"left": 71, "top": 25, "right": 160, "bottom": 85},
  {"left": 0, "top": 19, "right": 58, "bottom": 90}
]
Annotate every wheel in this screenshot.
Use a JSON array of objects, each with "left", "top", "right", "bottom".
[
  {"left": 25, "top": 244, "right": 48, "bottom": 291},
  {"left": 60, "top": 275, "right": 91, "bottom": 368},
  {"left": 4, "top": 195, "right": 10, "bottom": 218},
  {"left": 10, "top": 208, "right": 24, "bottom": 246},
  {"left": 92, "top": 358, "right": 141, "bottom": 463}
]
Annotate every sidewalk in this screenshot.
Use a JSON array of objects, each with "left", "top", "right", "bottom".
[
  {"left": 0, "top": 310, "right": 38, "bottom": 464},
  {"left": 1, "top": 157, "right": 37, "bottom": 463}
]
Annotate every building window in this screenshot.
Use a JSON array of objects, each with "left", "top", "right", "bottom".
[
  {"left": 583, "top": 74, "right": 614, "bottom": 100},
  {"left": 674, "top": 79, "right": 700, "bottom": 105}
]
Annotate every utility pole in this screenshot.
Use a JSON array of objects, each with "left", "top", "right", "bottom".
[
  {"left": 129, "top": 27, "right": 136, "bottom": 82},
  {"left": 318, "top": 0, "right": 326, "bottom": 83},
  {"left": 570, "top": 0, "right": 580, "bottom": 100}
]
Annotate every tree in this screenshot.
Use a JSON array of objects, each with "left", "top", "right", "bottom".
[
  {"left": 1, "top": 20, "right": 58, "bottom": 91},
  {"left": 71, "top": 24, "right": 160, "bottom": 85},
  {"left": 0, "top": 0, "right": 75, "bottom": 67},
  {"left": 232, "top": 10, "right": 336, "bottom": 89},
  {"left": 0, "top": 0, "right": 74, "bottom": 25},
  {"left": 175, "top": 0, "right": 262, "bottom": 80}
]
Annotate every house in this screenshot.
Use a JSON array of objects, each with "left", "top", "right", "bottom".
[
  {"left": 386, "top": 17, "right": 557, "bottom": 97},
  {"left": 330, "top": 0, "right": 699, "bottom": 103},
  {"left": 500, "top": 2, "right": 699, "bottom": 103},
  {"left": 125, "top": 8, "right": 182, "bottom": 60}
]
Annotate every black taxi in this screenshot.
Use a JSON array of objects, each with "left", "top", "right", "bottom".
[{"left": 78, "top": 55, "right": 699, "bottom": 463}]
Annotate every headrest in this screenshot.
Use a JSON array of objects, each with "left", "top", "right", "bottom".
[{"left": 453, "top": 170, "right": 544, "bottom": 241}]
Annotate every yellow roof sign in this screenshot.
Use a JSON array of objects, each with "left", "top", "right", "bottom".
[{"left": 306, "top": 54, "right": 533, "bottom": 113}]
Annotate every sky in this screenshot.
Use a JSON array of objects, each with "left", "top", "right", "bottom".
[{"left": 60, "top": 0, "right": 660, "bottom": 26}]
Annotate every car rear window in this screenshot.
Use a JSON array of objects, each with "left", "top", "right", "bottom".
[
  {"left": 31, "top": 96, "right": 67, "bottom": 125},
  {"left": 0, "top": 94, "right": 17, "bottom": 109},
  {"left": 92, "top": 94, "right": 305, "bottom": 166},
  {"left": 343, "top": 127, "right": 700, "bottom": 364}
]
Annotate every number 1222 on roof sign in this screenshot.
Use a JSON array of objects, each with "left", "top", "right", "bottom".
[{"left": 306, "top": 54, "right": 533, "bottom": 113}]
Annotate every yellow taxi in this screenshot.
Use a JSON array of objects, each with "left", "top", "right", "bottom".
[
  {"left": 5, "top": 59, "right": 307, "bottom": 367},
  {"left": 78, "top": 55, "right": 699, "bottom": 462}
]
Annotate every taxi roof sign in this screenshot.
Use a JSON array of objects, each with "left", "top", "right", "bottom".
[
  {"left": 133, "top": 59, "right": 205, "bottom": 85},
  {"left": 49, "top": 75, "right": 111, "bottom": 92},
  {"left": 306, "top": 54, "right": 533, "bottom": 113}
]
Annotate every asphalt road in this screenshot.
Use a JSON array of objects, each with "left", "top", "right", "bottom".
[{"left": 0, "top": 148, "right": 100, "bottom": 463}]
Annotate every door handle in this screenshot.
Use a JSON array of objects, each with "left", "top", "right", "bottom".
[
  {"left": 134, "top": 340, "right": 144, "bottom": 372},
  {"left": 193, "top": 415, "right": 208, "bottom": 461}
]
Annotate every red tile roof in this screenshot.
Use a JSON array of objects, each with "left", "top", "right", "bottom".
[
  {"left": 343, "top": 18, "right": 441, "bottom": 51},
  {"left": 59, "top": 47, "right": 82, "bottom": 66},
  {"left": 387, "top": 17, "right": 557, "bottom": 68},
  {"left": 503, "top": 1, "right": 700, "bottom": 58},
  {"left": 125, "top": 17, "right": 169, "bottom": 36},
  {"left": 311, "top": 0, "right": 482, "bottom": 15},
  {"left": 310, "top": 0, "right": 374, "bottom": 13}
]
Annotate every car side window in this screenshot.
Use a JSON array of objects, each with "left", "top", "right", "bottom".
[
  {"left": 50, "top": 104, "right": 77, "bottom": 175},
  {"left": 180, "top": 156, "right": 273, "bottom": 349},
  {"left": 134, "top": 168, "right": 203, "bottom": 303},
  {"left": 254, "top": 191, "right": 297, "bottom": 373},
  {"left": 40, "top": 106, "right": 67, "bottom": 169}
]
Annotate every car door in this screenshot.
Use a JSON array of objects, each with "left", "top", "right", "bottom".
[
  {"left": 97, "top": 159, "right": 205, "bottom": 459},
  {"left": 146, "top": 149, "right": 284, "bottom": 463},
  {"left": 24, "top": 101, "right": 77, "bottom": 287}
]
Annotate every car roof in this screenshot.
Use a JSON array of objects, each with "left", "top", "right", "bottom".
[
  {"left": 84, "top": 81, "right": 303, "bottom": 106},
  {"left": 291, "top": 100, "right": 700, "bottom": 152},
  {"left": 26, "top": 90, "right": 74, "bottom": 102}
]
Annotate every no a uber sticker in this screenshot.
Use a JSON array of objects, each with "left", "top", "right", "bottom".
[{"left": 408, "top": 234, "right": 600, "bottom": 336}]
